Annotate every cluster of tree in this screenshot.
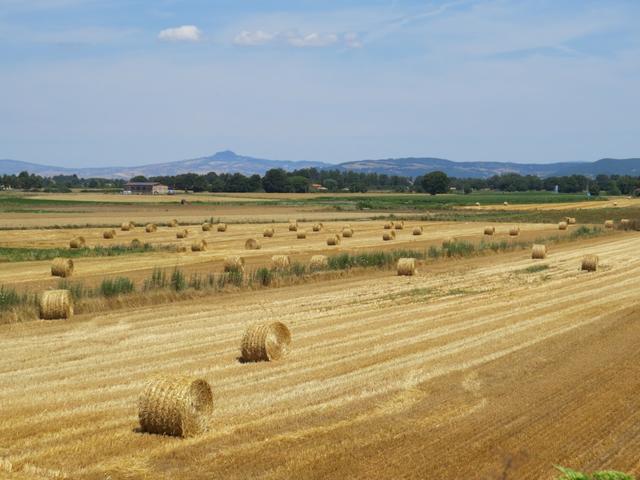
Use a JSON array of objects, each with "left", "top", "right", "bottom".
[
  {"left": 3, "top": 169, "right": 639, "bottom": 197},
  {"left": 0, "top": 172, "right": 125, "bottom": 192},
  {"left": 137, "top": 168, "right": 412, "bottom": 193},
  {"left": 418, "top": 172, "right": 640, "bottom": 196}
]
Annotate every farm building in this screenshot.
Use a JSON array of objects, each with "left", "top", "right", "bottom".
[{"left": 124, "top": 182, "right": 169, "bottom": 195}]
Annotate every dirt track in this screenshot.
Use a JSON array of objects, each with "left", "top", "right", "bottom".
[{"left": 1, "top": 233, "right": 639, "bottom": 479}]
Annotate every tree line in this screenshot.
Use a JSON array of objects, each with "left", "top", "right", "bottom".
[{"left": 2, "top": 168, "right": 640, "bottom": 196}]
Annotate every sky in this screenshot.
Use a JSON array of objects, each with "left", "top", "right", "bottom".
[{"left": 0, "top": 0, "right": 639, "bottom": 167}]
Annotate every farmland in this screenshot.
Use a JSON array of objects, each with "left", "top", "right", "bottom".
[{"left": 0, "top": 192, "right": 639, "bottom": 479}]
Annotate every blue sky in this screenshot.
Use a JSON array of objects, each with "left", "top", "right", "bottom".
[{"left": 0, "top": 0, "right": 639, "bottom": 167}]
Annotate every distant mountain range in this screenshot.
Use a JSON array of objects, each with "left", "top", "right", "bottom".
[{"left": 1, "top": 150, "right": 640, "bottom": 179}]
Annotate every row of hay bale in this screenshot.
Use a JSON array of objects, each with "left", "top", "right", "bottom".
[
  {"left": 530, "top": 243, "right": 599, "bottom": 271},
  {"left": 138, "top": 320, "right": 291, "bottom": 437}
]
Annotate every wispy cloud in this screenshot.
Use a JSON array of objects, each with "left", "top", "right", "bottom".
[
  {"left": 233, "top": 30, "right": 361, "bottom": 49},
  {"left": 158, "top": 25, "right": 202, "bottom": 42}
]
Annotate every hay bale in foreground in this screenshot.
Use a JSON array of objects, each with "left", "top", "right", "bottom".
[
  {"left": 296, "top": 230, "right": 307, "bottom": 239},
  {"left": 176, "top": 229, "right": 188, "bottom": 239},
  {"left": 51, "top": 258, "right": 73, "bottom": 278},
  {"left": 271, "top": 255, "right": 290, "bottom": 270},
  {"left": 191, "top": 239, "right": 207, "bottom": 252},
  {"left": 121, "top": 221, "right": 133, "bottom": 231},
  {"left": 394, "top": 221, "right": 405, "bottom": 230},
  {"left": 565, "top": 217, "right": 576, "bottom": 225},
  {"left": 383, "top": 231, "right": 396, "bottom": 241},
  {"left": 531, "top": 244, "right": 547, "bottom": 259},
  {"left": 39, "top": 290, "right": 73, "bottom": 320},
  {"left": 245, "top": 238, "right": 261, "bottom": 250},
  {"left": 581, "top": 254, "right": 599, "bottom": 272},
  {"left": 509, "top": 226, "right": 520, "bottom": 236},
  {"left": 202, "top": 223, "right": 212, "bottom": 232},
  {"left": 383, "top": 222, "right": 394, "bottom": 229},
  {"left": 217, "top": 223, "right": 227, "bottom": 232},
  {"left": 138, "top": 376, "right": 213, "bottom": 438},
  {"left": 483, "top": 226, "right": 495, "bottom": 235},
  {"left": 145, "top": 224, "right": 157, "bottom": 233},
  {"left": 69, "top": 236, "right": 86, "bottom": 249},
  {"left": 309, "top": 255, "right": 328, "bottom": 270},
  {"left": 103, "top": 229, "right": 116, "bottom": 239},
  {"left": 342, "top": 228, "right": 354, "bottom": 238},
  {"left": 263, "top": 227, "right": 275, "bottom": 237},
  {"left": 224, "top": 256, "right": 245, "bottom": 273},
  {"left": 326, "top": 234, "right": 341, "bottom": 246},
  {"left": 312, "top": 223, "right": 323, "bottom": 232},
  {"left": 558, "top": 221, "right": 568, "bottom": 230},
  {"left": 240, "top": 322, "right": 291, "bottom": 362},
  {"left": 412, "top": 226, "right": 423, "bottom": 235},
  {"left": 397, "top": 258, "right": 417, "bottom": 276},
  {"left": 604, "top": 220, "right": 614, "bottom": 229},
  {"left": 288, "top": 222, "right": 298, "bottom": 232}
]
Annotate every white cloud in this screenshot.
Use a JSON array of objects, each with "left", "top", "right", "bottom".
[
  {"left": 232, "top": 30, "right": 361, "bottom": 49},
  {"left": 286, "top": 32, "right": 338, "bottom": 48},
  {"left": 233, "top": 30, "right": 274, "bottom": 46},
  {"left": 158, "top": 25, "right": 202, "bottom": 42}
]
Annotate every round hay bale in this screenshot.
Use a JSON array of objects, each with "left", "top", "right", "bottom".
[
  {"left": 565, "top": 217, "right": 576, "bottom": 225},
  {"left": 393, "top": 221, "right": 404, "bottom": 230},
  {"left": 604, "top": 220, "right": 614, "bottom": 229},
  {"left": 69, "top": 236, "right": 86, "bottom": 249},
  {"left": 130, "top": 238, "right": 142, "bottom": 248},
  {"left": 509, "top": 226, "right": 520, "bottom": 236},
  {"left": 175, "top": 244, "right": 187, "bottom": 253},
  {"left": 621, "top": 218, "right": 630, "bottom": 226},
  {"left": 145, "top": 223, "right": 157, "bottom": 233},
  {"left": 475, "top": 202, "right": 480, "bottom": 206},
  {"left": 342, "top": 228, "right": 354, "bottom": 238},
  {"left": 271, "top": 255, "right": 290, "bottom": 270},
  {"left": 224, "top": 256, "right": 245, "bottom": 273},
  {"left": 103, "top": 229, "right": 116, "bottom": 239},
  {"left": 531, "top": 244, "right": 547, "bottom": 259},
  {"left": 240, "top": 322, "right": 291, "bottom": 362},
  {"left": 613, "top": 202, "right": 618, "bottom": 207},
  {"left": 180, "top": 198, "right": 189, "bottom": 205},
  {"left": 483, "top": 226, "right": 495, "bottom": 235},
  {"left": 326, "top": 234, "right": 341, "bottom": 246},
  {"left": 191, "top": 239, "right": 207, "bottom": 252},
  {"left": 51, "top": 258, "right": 73, "bottom": 278},
  {"left": 397, "top": 258, "right": 417, "bottom": 276},
  {"left": 383, "top": 231, "right": 395, "bottom": 241},
  {"left": 503, "top": 201, "right": 509, "bottom": 206},
  {"left": 288, "top": 223, "right": 298, "bottom": 232},
  {"left": 296, "top": 230, "right": 307, "bottom": 239},
  {"left": 121, "top": 221, "right": 133, "bottom": 231},
  {"left": 217, "top": 223, "right": 227, "bottom": 232},
  {"left": 263, "top": 227, "right": 275, "bottom": 237},
  {"left": 202, "top": 222, "right": 212, "bottom": 232},
  {"left": 412, "top": 226, "right": 423, "bottom": 236},
  {"left": 383, "top": 222, "right": 394, "bottom": 229},
  {"left": 312, "top": 223, "right": 323, "bottom": 232},
  {"left": 581, "top": 254, "right": 599, "bottom": 272},
  {"left": 168, "top": 219, "right": 178, "bottom": 227},
  {"left": 176, "top": 229, "right": 188, "bottom": 239},
  {"left": 138, "top": 376, "right": 213, "bottom": 438},
  {"left": 39, "top": 290, "right": 73, "bottom": 320},
  {"left": 309, "top": 255, "right": 328, "bottom": 270},
  {"left": 245, "top": 238, "right": 261, "bottom": 250},
  {"left": 558, "top": 221, "right": 568, "bottom": 230}
]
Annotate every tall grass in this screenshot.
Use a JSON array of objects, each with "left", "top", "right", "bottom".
[
  {"left": 100, "top": 277, "right": 135, "bottom": 297},
  {"left": 0, "top": 243, "right": 161, "bottom": 262},
  {"left": 555, "top": 466, "right": 634, "bottom": 480}
]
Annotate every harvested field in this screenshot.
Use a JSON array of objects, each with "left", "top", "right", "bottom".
[{"left": 1, "top": 234, "right": 639, "bottom": 478}]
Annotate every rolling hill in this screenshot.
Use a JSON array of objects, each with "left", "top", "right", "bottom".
[{"left": 1, "top": 151, "right": 639, "bottom": 179}]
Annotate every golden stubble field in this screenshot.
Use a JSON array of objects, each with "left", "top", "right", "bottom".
[{"left": 0, "top": 195, "right": 638, "bottom": 479}]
